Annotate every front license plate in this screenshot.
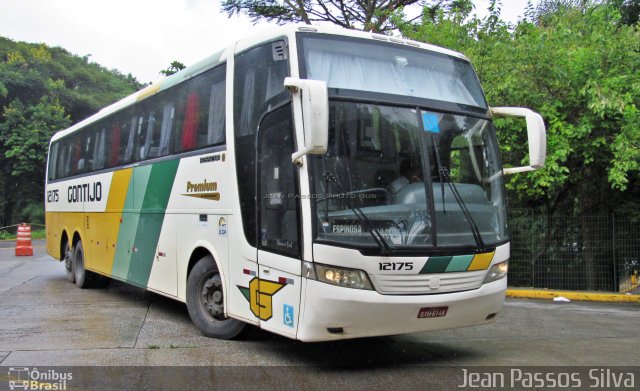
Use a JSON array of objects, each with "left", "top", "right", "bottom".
[{"left": 417, "top": 306, "right": 448, "bottom": 318}]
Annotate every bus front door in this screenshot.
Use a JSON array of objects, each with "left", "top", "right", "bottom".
[{"left": 255, "top": 105, "right": 302, "bottom": 338}]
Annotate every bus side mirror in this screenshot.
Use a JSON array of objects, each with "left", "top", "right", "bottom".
[
  {"left": 284, "top": 77, "right": 329, "bottom": 165},
  {"left": 490, "top": 107, "right": 547, "bottom": 175}
]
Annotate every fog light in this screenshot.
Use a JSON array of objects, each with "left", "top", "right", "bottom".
[
  {"left": 314, "top": 263, "right": 373, "bottom": 290},
  {"left": 483, "top": 261, "right": 508, "bottom": 284}
]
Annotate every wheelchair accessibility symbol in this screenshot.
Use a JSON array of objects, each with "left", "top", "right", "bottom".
[{"left": 283, "top": 304, "right": 294, "bottom": 328}]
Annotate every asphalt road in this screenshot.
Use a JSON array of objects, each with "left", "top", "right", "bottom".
[{"left": 0, "top": 240, "right": 639, "bottom": 389}]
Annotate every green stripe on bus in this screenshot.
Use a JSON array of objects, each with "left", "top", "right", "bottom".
[
  {"left": 420, "top": 256, "right": 452, "bottom": 273},
  {"left": 111, "top": 164, "right": 154, "bottom": 280},
  {"left": 445, "top": 255, "right": 474, "bottom": 272},
  {"left": 127, "top": 159, "right": 179, "bottom": 287},
  {"left": 111, "top": 170, "right": 141, "bottom": 280}
]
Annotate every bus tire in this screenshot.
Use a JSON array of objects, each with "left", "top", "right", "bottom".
[
  {"left": 63, "top": 241, "right": 74, "bottom": 283},
  {"left": 73, "top": 241, "right": 94, "bottom": 289},
  {"left": 186, "top": 255, "right": 246, "bottom": 339}
]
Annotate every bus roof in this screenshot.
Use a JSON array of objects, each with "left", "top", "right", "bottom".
[{"left": 50, "top": 24, "right": 470, "bottom": 143}]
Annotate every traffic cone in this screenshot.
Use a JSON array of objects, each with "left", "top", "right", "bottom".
[{"left": 15, "top": 223, "right": 33, "bottom": 256}]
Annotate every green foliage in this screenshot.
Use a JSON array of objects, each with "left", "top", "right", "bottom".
[
  {"left": 160, "top": 60, "right": 186, "bottom": 76},
  {"left": 399, "top": 1, "right": 640, "bottom": 214},
  {"left": 1, "top": 97, "right": 70, "bottom": 177},
  {"left": 0, "top": 36, "right": 143, "bottom": 225},
  {"left": 18, "top": 202, "right": 45, "bottom": 225},
  {"left": 220, "top": 0, "right": 441, "bottom": 33}
]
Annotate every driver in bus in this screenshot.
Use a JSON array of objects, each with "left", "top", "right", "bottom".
[{"left": 390, "top": 158, "right": 422, "bottom": 195}]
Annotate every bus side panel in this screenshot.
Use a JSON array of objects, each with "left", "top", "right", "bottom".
[
  {"left": 89, "top": 169, "right": 132, "bottom": 275},
  {"left": 111, "top": 166, "right": 147, "bottom": 280},
  {"left": 45, "top": 212, "right": 59, "bottom": 259},
  {"left": 128, "top": 160, "right": 179, "bottom": 288},
  {"left": 147, "top": 213, "right": 178, "bottom": 297},
  {"left": 111, "top": 161, "right": 179, "bottom": 289},
  {"left": 45, "top": 178, "right": 86, "bottom": 259},
  {"left": 59, "top": 213, "right": 84, "bottom": 251}
]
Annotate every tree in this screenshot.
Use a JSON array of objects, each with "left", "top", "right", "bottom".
[
  {"left": 220, "top": 0, "right": 468, "bottom": 33},
  {"left": 0, "top": 36, "right": 142, "bottom": 225},
  {"left": 0, "top": 97, "right": 70, "bottom": 225},
  {"left": 610, "top": 0, "right": 640, "bottom": 24},
  {"left": 160, "top": 60, "right": 186, "bottom": 76}
]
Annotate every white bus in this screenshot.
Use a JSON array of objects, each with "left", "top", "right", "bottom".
[{"left": 45, "top": 25, "right": 546, "bottom": 341}]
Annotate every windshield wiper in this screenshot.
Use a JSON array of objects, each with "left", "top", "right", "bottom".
[
  {"left": 429, "top": 135, "right": 485, "bottom": 249},
  {"left": 323, "top": 172, "right": 394, "bottom": 255}
]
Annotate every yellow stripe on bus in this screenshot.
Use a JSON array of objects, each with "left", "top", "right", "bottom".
[
  {"left": 467, "top": 251, "right": 495, "bottom": 271},
  {"left": 106, "top": 168, "right": 133, "bottom": 211},
  {"left": 136, "top": 83, "right": 162, "bottom": 101}
]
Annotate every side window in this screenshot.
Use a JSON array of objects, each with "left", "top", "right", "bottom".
[
  {"left": 159, "top": 102, "right": 175, "bottom": 156},
  {"left": 70, "top": 136, "right": 82, "bottom": 176},
  {"left": 234, "top": 41, "right": 289, "bottom": 137},
  {"left": 174, "top": 65, "right": 226, "bottom": 153},
  {"left": 108, "top": 120, "right": 122, "bottom": 168},
  {"left": 126, "top": 113, "right": 141, "bottom": 163},
  {"left": 116, "top": 111, "right": 137, "bottom": 165},
  {"left": 207, "top": 77, "right": 225, "bottom": 146},
  {"left": 258, "top": 105, "right": 300, "bottom": 257},
  {"left": 56, "top": 140, "right": 69, "bottom": 179},
  {"left": 47, "top": 142, "right": 58, "bottom": 181},
  {"left": 140, "top": 96, "right": 171, "bottom": 160},
  {"left": 234, "top": 40, "right": 290, "bottom": 247},
  {"left": 79, "top": 128, "right": 95, "bottom": 174},
  {"left": 174, "top": 90, "right": 198, "bottom": 152},
  {"left": 92, "top": 127, "right": 107, "bottom": 171}
]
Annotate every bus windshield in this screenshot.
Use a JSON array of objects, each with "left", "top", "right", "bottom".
[
  {"left": 300, "top": 35, "right": 507, "bottom": 252},
  {"left": 309, "top": 102, "right": 507, "bottom": 251}
]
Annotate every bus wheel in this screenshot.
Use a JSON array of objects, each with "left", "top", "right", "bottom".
[
  {"left": 186, "top": 255, "right": 246, "bottom": 339},
  {"left": 73, "top": 241, "right": 94, "bottom": 289},
  {"left": 63, "top": 241, "right": 75, "bottom": 283}
]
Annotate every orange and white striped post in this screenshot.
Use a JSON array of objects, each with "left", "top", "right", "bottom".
[{"left": 15, "top": 223, "right": 33, "bottom": 256}]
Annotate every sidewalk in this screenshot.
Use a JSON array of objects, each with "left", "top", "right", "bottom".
[{"left": 507, "top": 287, "right": 640, "bottom": 303}]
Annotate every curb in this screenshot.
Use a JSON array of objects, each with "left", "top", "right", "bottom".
[{"left": 506, "top": 288, "right": 640, "bottom": 303}]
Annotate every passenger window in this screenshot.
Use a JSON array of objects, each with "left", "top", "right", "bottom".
[
  {"left": 140, "top": 101, "right": 163, "bottom": 159},
  {"left": 78, "top": 130, "right": 94, "bottom": 174},
  {"left": 109, "top": 122, "right": 122, "bottom": 167},
  {"left": 48, "top": 143, "right": 58, "bottom": 180},
  {"left": 93, "top": 128, "right": 107, "bottom": 170},
  {"left": 174, "top": 65, "right": 226, "bottom": 153},
  {"left": 207, "top": 79, "right": 225, "bottom": 146},
  {"left": 121, "top": 113, "right": 137, "bottom": 164},
  {"left": 159, "top": 102, "right": 174, "bottom": 156}
]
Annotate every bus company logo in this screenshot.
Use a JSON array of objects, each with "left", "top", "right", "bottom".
[
  {"left": 182, "top": 179, "right": 220, "bottom": 201},
  {"left": 7, "top": 367, "right": 73, "bottom": 390},
  {"left": 67, "top": 182, "right": 102, "bottom": 203},
  {"left": 237, "top": 277, "right": 285, "bottom": 321}
]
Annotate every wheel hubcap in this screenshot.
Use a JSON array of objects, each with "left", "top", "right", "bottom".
[{"left": 201, "top": 273, "right": 225, "bottom": 320}]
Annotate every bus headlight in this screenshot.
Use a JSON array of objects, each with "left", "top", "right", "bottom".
[
  {"left": 312, "top": 263, "right": 373, "bottom": 290},
  {"left": 483, "top": 261, "right": 508, "bottom": 284}
]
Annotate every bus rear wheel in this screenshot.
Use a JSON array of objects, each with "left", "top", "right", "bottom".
[
  {"left": 63, "top": 241, "right": 74, "bottom": 283},
  {"left": 73, "top": 241, "right": 95, "bottom": 289},
  {"left": 186, "top": 255, "right": 246, "bottom": 339}
]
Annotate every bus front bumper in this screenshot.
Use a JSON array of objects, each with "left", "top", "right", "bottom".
[{"left": 296, "top": 278, "right": 506, "bottom": 342}]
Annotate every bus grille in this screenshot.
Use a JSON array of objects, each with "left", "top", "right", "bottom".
[{"left": 372, "top": 270, "right": 486, "bottom": 295}]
